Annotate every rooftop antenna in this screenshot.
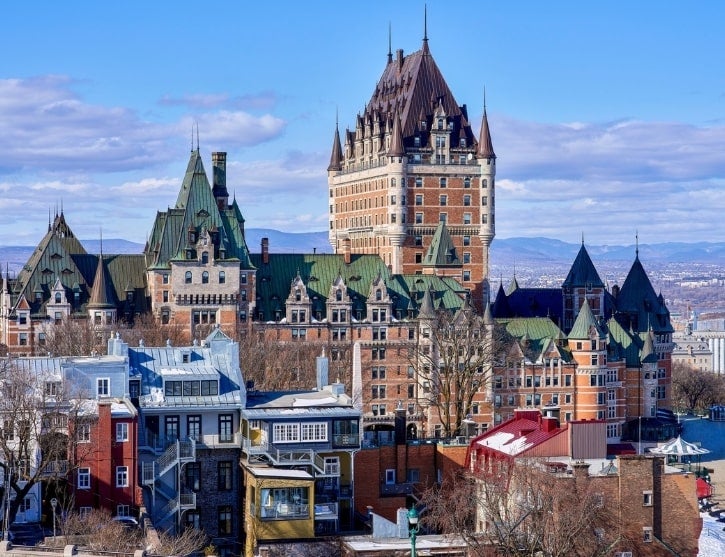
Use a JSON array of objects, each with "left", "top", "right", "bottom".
[
  {"left": 196, "top": 122, "right": 200, "bottom": 151},
  {"left": 191, "top": 125, "right": 194, "bottom": 152},
  {"left": 582, "top": 232, "right": 585, "bottom": 246},
  {"left": 48, "top": 208, "right": 51, "bottom": 231}
]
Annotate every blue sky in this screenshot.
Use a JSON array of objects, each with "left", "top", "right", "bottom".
[{"left": 1, "top": 0, "right": 725, "bottom": 246}]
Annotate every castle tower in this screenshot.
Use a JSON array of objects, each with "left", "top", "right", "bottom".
[{"left": 327, "top": 23, "right": 494, "bottom": 309}]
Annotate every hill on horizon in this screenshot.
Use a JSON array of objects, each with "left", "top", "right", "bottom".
[{"left": 1, "top": 231, "right": 723, "bottom": 275}]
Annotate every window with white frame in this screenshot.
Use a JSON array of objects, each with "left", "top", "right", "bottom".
[
  {"left": 79, "top": 507, "right": 92, "bottom": 517},
  {"left": 300, "top": 423, "right": 327, "bottom": 442},
  {"left": 116, "top": 422, "right": 129, "bottom": 442},
  {"left": 643, "top": 527, "right": 653, "bottom": 543},
  {"left": 78, "top": 468, "right": 90, "bottom": 489},
  {"left": 97, "top": 378, "right": 110, "bottom": 397},
  {"left": 385, "top": 469, "right": 396, "bottom": 484},
  {"left": 642, "top": 491, "right": 652, "bottom": 506},
  {"left": 116, "top": 466, "right": 129, "bottom": 487},
  {"left": 273, "top": 423, "right": 300, "bottom": 443}
]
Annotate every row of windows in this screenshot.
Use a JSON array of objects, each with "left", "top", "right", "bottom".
[
  {"left": 184, "top": 460, "right": 234, "bottom": 492},
  {"left": 78, "top": 466, "right": 129, "bottom": 489},
  {"left": 414, "top": 212, "right": 491, "bottom": 225},
  {"left": 164, "top": 380, "right": 219, "bottom": 396},
  {"left": 184, "top": 271, "right": 226, "bottom": 284},
  {"left": 272, "top": 422, "right": 328, "bottom": 443},
  {"left": 413, "top": 194, "right": 489, "bottom": 206}
]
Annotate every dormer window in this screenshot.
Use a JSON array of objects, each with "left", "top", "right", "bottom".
[
  {"left": 295, "top": 289, "right": 302, "bottom": 302},
  {"left": 437, "top": 118, "right": 444, "bottom": 130},
  {"left": 414, "top": 136, "right": 421, "bottom": 147},
  {"left": 376, "top": 289, "right": 382, "bottom": 301},
  {"left": 201, "top": 252, "right": 209, "bottom": 264},
  {"left": 188, "top": 230, "right": 196, "bottom": 243},
  {"left": 336, "top": 290, "right": 342, "bottom": 302}
]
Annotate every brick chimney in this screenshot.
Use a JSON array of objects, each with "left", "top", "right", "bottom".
[
  {"left": 342, "top": 238, "right": 351, "bottom": 264},
  {"left": 211, "top": 152, "right": 228, "bottom": 211},
  {"left": 261, "top": 238, "right": 269, "bottom": 264}
]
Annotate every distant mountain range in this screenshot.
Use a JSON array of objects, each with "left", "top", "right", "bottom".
[{"left": 1, "top": 231, "right": 724, "bottom": 275}]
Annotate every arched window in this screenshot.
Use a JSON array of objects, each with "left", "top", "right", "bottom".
[
  {"left": 185, "top": 271, "right": 192, "bottom": 284},
  {"left": 202, "top": 271, "right": 209, "bottom": 284},
  {"left": 295, "top": 289, "right": 301, "bottom": 302},
  {"left": 376, "top": 289, "right": 382, "bottom": 301},
  {"left": 219, "top": 271, "right": 225, "bottom": 284},
  {"left": 201, "top": 251, "right": 209, "bottom": 264},
  {"left": 55, "top": 292, "right": 62, "bottom": 303},
  {"left": 336, "top": 290, "right": 342, "bottom": 301}
]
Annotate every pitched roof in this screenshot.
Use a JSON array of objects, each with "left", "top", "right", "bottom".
[
  {"left": 614, "top": 255, "right": 673, "bottom": 334},
  {"left": 327, "top": 124, "right": 343, "bottom": 171},
  {"left": 477, "top": 107, "right": 495, "bottom": 158},
  {"left": 360, "top": 40, "right": 478, "bottom": 150},
  {"left": 423, "top": 222, "right": 461, "bottom": 267},
  {"left": 568, "top": 299, "right": 606, "bottom": 340},
  {"left": 249, "top": 253, "right": 465, "bottom": 321},
  {"left": 472, "top": 411, "right": 567, "bottom": 457},
  {"left": 562, "top": 243, "right": 604, "bottom": 289},
  {"left": 145, "top": 149, "right": 253, "bottom": 270}
]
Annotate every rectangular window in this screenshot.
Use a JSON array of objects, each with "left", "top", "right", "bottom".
[
  {"left": 116, "top": 422, "right": 129, "bottom": 442},
  {"left": 385, "top": 469, "right": 396, "bottom": 484},
  {"left": 440, "top": 178, "right": 447, "bottom": 188},
  {"left": 219, "top": 414, "right": 233, "bottom": 443},
  {"left": 218, "top": 461, "right": 233, "bottom": 491},
  {"left": 162, "top": 290, "right": 169, "bottom": 302},
  {"left": 78, "top": 468, "right": 91, "bottom": 490},
  {"left": 300, "top": 422, "right": 328, "bottom": 442},
  {"left": 415, "top": 212, "right": 423, "bottom": 224},
  {"left": 439, "top": 213, "right": 447, "bottom": 223},
  {"left": 463, "top": 195, "right": 471, "bottom": 206},
  {"left": 116, "top": 466, "right": 128, "bottom": 487},
  {"left": 415, "top": 194, "right": 423, "bottom": 206},
  {"left": 440, "top": 195, "right": 447, "bottom": 206},
  {"left": 185, "top": 462, "right": 201, "bottom": 491},
  {"left": 218, "top": 505, "right": 233, "bottom": 535},
  {"left": 273, "top": 423, "right": 300, "bottom": 443},
  {"left": 643, "top": 527, "right": 653, "bottom": 543},
  {"left": 97, "top": 378, "right": 110, "bottom": 397},
  {"left": 463, "top": 213, "right": 471, "bottom": 225},
  {"left": 643, "top": 491, "right": 653, "bottom": 506},
  {"left": 162, "top": 273, "right": 169, "bottom": 284},
  {"left": 463, "top": 235, "right": 471, "bottom": 246}
]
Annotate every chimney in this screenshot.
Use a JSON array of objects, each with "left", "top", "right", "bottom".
[
  {"left": 261, "top": 237, "right": 269, "bottom": 264},
  {"left": 396, "top": 49, "right": 404, "bottom": 68},
  {"left": 542, "top": 416, "right": 559, "bottom": 433},
  {"left": 394, "top": 401, "right": 406, "bottom": 445},
  {"left": 316, "top": 350, "right": 329, "bottom": 391},
  {"left": 342, "top": 238, "right": 351, "bottom": 264},
  {"left": 211, "top": 152, "right": 228, "bottom": 210}
]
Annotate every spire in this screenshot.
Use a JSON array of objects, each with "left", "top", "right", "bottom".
[
  {"left": 387, "top": 22, "right": 393, "bottom": 64},
  {"left": 418, "top": 286, "right": 436, "bottom": 318},
  {"left": 328, "top": 120, "right": 343, "bottom": 171},
  {"left": 387, "top": 109, "right": 404, "bottom": 157},
  {"left": 477, "top": 96, "right": 496, "bottom": 159},
  {"left": 422, "top": 4, "right": 429, "bottom": 53},
  {"left": 88, "top": 254, "right": 115, "bottom": 309}
]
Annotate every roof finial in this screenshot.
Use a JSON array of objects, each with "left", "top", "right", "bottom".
[
  {"left": 423, "top": 4, "right": 429, "bottom": 50},
  {"left": 635, "top": 230, "right": 639, "bottom": 257},
  {"left": 48, "top": 207, "right": 51, "bottom": 231},
  {"left": 387, "top": 21, "right": 392, "bottom": 64},
  {"left": 99, "top": 227, "right": 103, "bottom": 256},
  {"left": 191, "top": 125, "right": 194, "bottom": 152},
  {"left": 582, "top": 232, "right": 584, "bottom": 246}
]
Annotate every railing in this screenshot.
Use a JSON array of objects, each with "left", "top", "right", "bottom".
[
  {"left": 380, "top": 481, "right": 415, "bottom": 496},
  {"left": 193, "top": 432, "right": 241, "bottom": 448},
  {"left": 260, "top": 503, "right": 310, "bottom": 520},
  {"left": 332, "top": 433, "right": 360, "bottom": 448}
]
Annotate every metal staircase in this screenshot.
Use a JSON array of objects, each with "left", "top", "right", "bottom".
[{"left": 141, "top": 438, "right": 196, "bottom": 530}]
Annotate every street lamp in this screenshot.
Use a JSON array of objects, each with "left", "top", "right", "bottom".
[
  {"left": 50, "top": 498, "right": 58, "bottom": 543},
  {"left": 407, "top": 507, "right": 420, "bottom": 557}
]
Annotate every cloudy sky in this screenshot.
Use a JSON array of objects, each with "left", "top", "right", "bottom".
[{"left": 1, "top": 0, "right": 724, "bottom": 247}]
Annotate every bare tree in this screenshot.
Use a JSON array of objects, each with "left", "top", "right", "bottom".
[
  {"left": 153, "top": 525, "right": 209, "bottom": 556},
  {"left": 0, "top": 358, "right": 96, "bottom": 526},
  {"left": 672, "top": 361, "right": 725, "bottom": 414},
  {"left": 414, "top": 306, "right": 504, "bottom": 437},
  {"left": 59, "top": 509, "right": 143, "bottom": 551},
  {"left": 421, "top": 461, "right": 616, "bottom": 557},
  {"left": 118, "top": 312, "right": 188, "bottom": 348},
  {"left": 41, "top": 317, "right": 106, "bottom": 357}
]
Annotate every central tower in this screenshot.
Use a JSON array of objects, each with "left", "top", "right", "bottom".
[{"left": 327, "top": 29, "right": 495, "bottom": 308}]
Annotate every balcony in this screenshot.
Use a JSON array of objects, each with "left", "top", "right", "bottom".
[{"left": 332, "top": 433, "right": 360, "bottom": 448}]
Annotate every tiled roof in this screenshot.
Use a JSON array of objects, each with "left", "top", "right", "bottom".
[{"left": 497, "top": 317, "right": 571, "bottom": 363}]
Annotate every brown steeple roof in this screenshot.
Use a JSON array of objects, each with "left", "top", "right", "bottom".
[
  {"left": 362, "top": 37, "right": 476, "bottom": 147},
  {"left": 477, "top": 106, "right": 496, "bottom": 159},
  {"left": 328, "top": 124, "right": 343, "bottom": 171},
  {"left": 387, "top": 110, "right": 404, "bottom": 157},
  {"left": 88, "top": 255, "right": 115, "bottom": 309}
]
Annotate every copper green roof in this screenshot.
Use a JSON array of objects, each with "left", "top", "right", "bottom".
[
  {"left": 9, "top": 213, "right": 148, "bottom": 318},
  {"left": 249, "top": 253, "right": 466, "bottom": 320},
  {"left": 496, "top": 317, "right": 572, "bottom": 363},
  {"left": 145, "top": 150, "right": 253, "bottom": 270},
  {"left": 562, "top": 244, "right": 604, "bottom": 289},
  {"left": 606, "top": 318, "right": 643, "bottom": 367},
  {"left": 568, "top": 299, "right": 606, "bottom": 340},
  {"left": 424, "top": 222, "right": 461, "bottom": 267}
]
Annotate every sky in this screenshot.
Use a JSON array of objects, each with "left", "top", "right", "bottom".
[{"left": 1, "top": 0, "right": 725, "bottom": 247}]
